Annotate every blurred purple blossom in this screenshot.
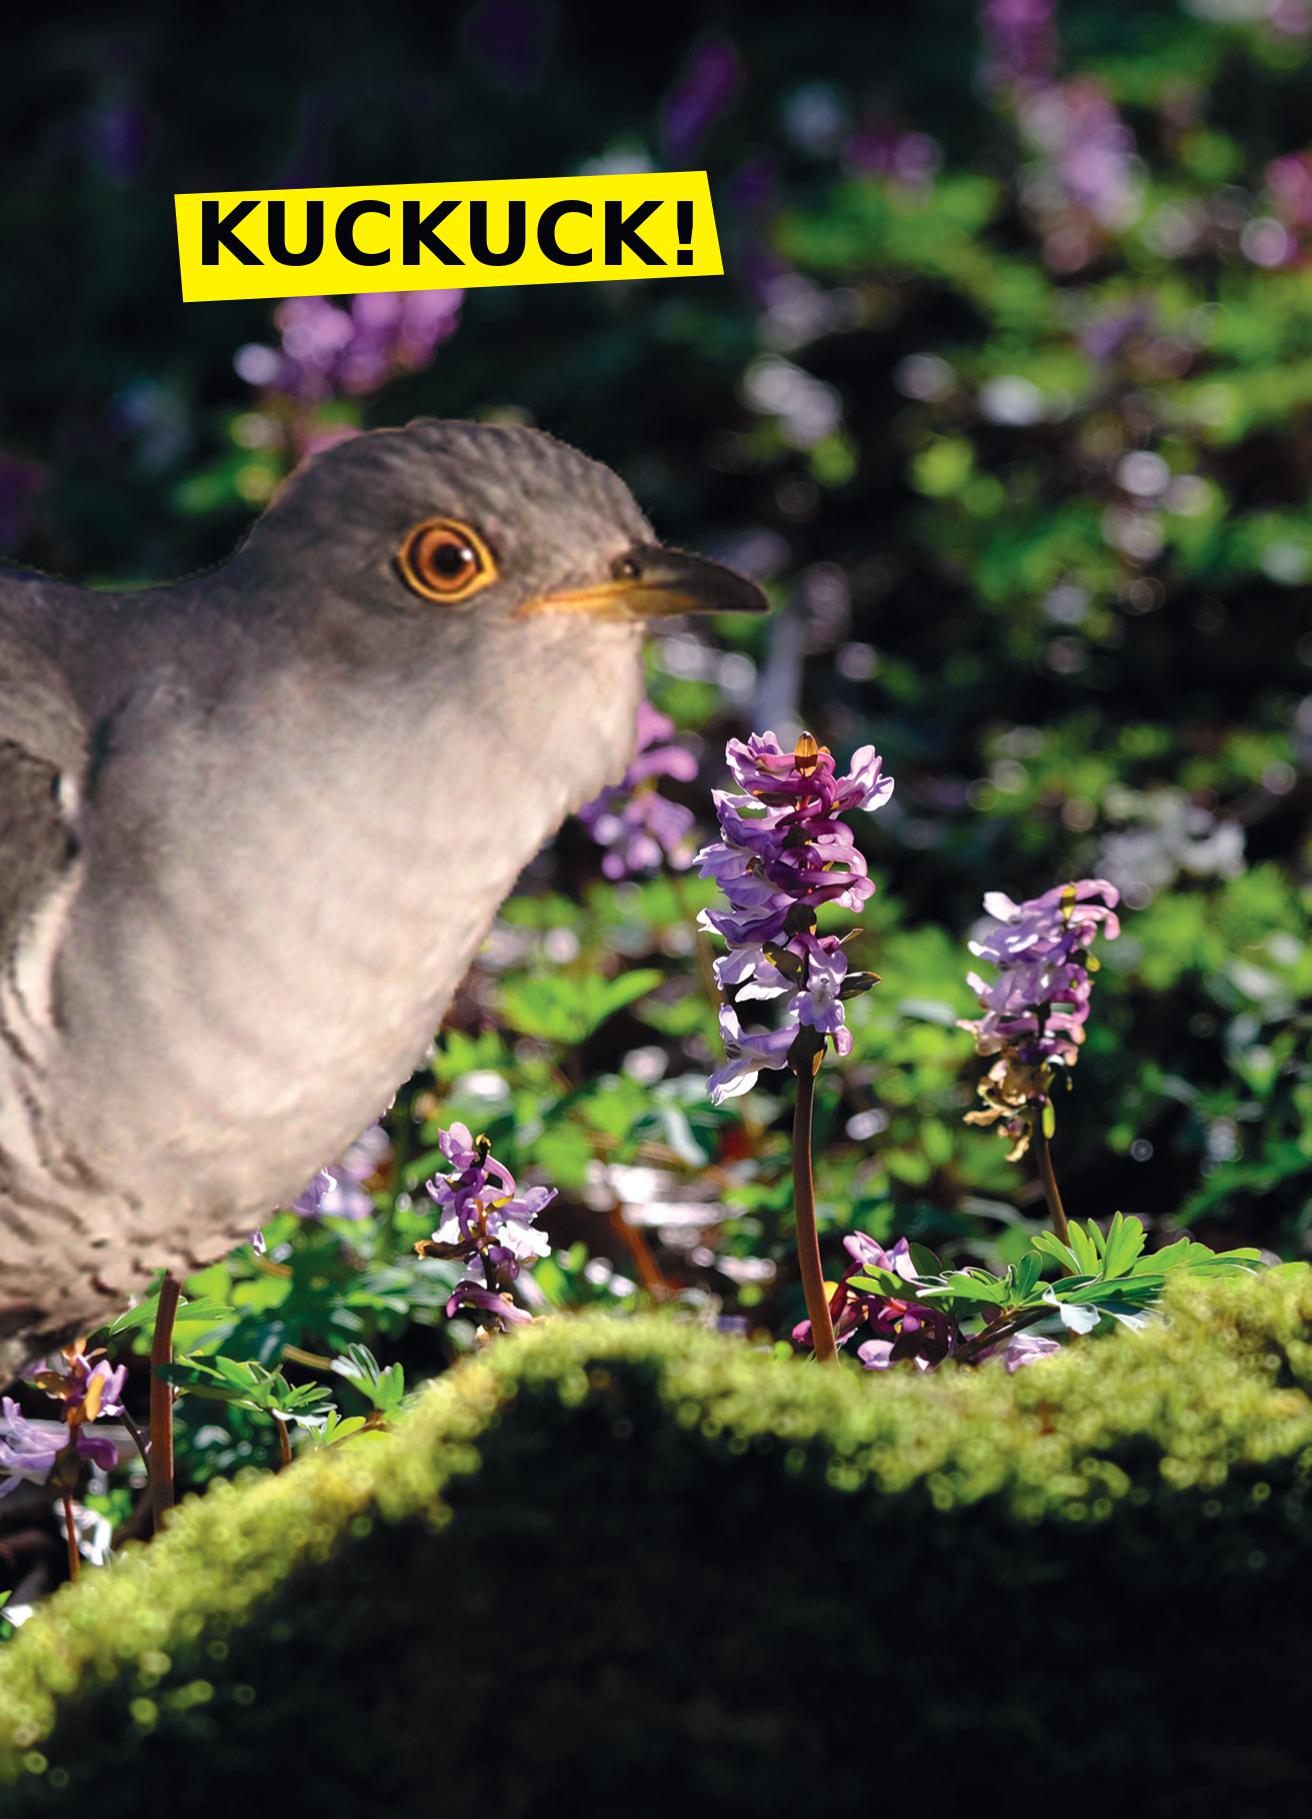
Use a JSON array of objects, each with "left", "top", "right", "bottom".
[
  {"left": 1017, "top": 77, "right": 1141, "bottom": 268},
  {"left": 417, "top": 1123, "right": 555, "bottom": 1331},
  {"left": 235, "top": 291, "right": 463, "bottom": 406},
  {"left": 980, "top": 0, "right": 1056, "bottom": 92},
  {"left": 292, "top": 1123, "right": 390, "bottom": 1222},
  {"left": 1079, "top": 302, "right": 1152, "bottom": 363},
  {"left": 0, "top": 1400, "right": 63, "bottom": 1498},
  {"left": 661, "top": 35, "right": 742, "bottom": 162},
  {"left": 1268, "top": 152, "right": 1312, "bottom": 231},
  {"left": 699, "top": 732, "right": 893, "bottom": 1104},
  {"left": 577, "top": 700, "right": 698, "bottom": 879},
  {"left": 842, "top": 124, "right": 941, "bottom": 189},
  {"left": 1256, "top": 152, "right": 1312, "bottom": 266},
  {"left": 998, "top": 1331, "right": 1063, "bottom": 1371},
  {"left": 84, "top": 99, "right": 152, "bottom": 185}
]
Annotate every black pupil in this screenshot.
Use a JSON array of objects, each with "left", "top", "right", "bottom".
[{"left": 430, "top": 536, "right": 474, "bottom": 579}]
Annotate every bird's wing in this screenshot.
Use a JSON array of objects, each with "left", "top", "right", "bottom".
[{"left": 0, "top": 616, "right": 87, "bottom": 993}]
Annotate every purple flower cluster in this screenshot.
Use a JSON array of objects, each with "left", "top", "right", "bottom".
[
  {"left": 964, "top": 880, "right": 1121, "bottom": 1066},
  {"left": 980, "top": 0, "right": 1056, "bottom": 94},
  {"left": 1016, "top": 76, "right": 1140, "bottom": 271},
  {"left": 842, "top": 124, "right": 941, "bottom": 190},
  {"left": 0, "top": 1345, "right": 127, "bottom": 1500},
  {"left": 961, "top": 879, "right": 1121, "bottom": 1156},
  {"left": 577, "top": 701, "right": 698, "bottom": 879},
  {"left": 235, "top": 291, "right": 463, "bottom": 405},
  {"left": 416, "top": 1124, "right": 555, "bottom": 1331},
  {"left": 793, "top": 1234, "right": 1059, "bottom": 1372},
  {"left": 698, "top": 732, "right": 893, "bottom": 1104},
  {"left": 1259, "top": 152, "right": 1312, "bottom": 267}
]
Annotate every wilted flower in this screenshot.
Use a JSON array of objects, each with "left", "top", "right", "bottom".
[
  {"left": 699, "top": 731, "right": 893, "bottom": 1103},
  {"left": 416, "top": 1124, "right": 555, "bottom": 1331},
  {"left": 577, "top": 700, "right": 698, "bottom": 878},
  {"left": 960, "top": 879, "right": 1121, "bottom": 1157}
]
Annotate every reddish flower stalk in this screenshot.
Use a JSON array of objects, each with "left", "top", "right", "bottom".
[
  {"left": 150, "top": 1274, "right": 181, "bottom": 1532},
  {"left": 790, "top": 1046, "right": 837, "bottom": 1364}
]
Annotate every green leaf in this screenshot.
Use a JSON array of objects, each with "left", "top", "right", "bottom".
[
  {"left": 106, "top": 1292, "right": 233, "bottom": 1339},
  {"left": 925, "top": 1270, "right": 1011, "bottom": 1306},
  {"left": 1065, "top": 1222, "right": 1103, "bottom": 1277},
  {"left": 847, "top": 1268, "right": 913, "bottom": 1299},
  {"left": 906, "top": 1242, "right": 942, "bottom": 1279},
  {"left": 332, "top": 1345, "right": 406, "bottom": 1416},
  {"left": 1011, "top": 1253, "right": 1043, "bottom": 1303},
  {"left": 1032, "top": 1231, "right": 1080, "bottom": 1273},
  {"left": 1099, "top": 1213, "right": 1148, "bottom": 1281}
]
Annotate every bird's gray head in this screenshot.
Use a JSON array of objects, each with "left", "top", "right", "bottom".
[{"left": 236, "top": 418, "right": 766, "bottom": 650}]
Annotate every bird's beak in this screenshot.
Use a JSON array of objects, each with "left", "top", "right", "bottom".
[{"left": 517, "top": 544, "right": 769, "bottom": 620}]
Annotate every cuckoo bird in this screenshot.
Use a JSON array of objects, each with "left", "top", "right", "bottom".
[{"left": 0, "top": 419, "right": 766, "bottom": 1375}]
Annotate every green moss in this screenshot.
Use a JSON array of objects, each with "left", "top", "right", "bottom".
[{"left": 3, "top": 1270, "right": 1312, "bottom": 1814}]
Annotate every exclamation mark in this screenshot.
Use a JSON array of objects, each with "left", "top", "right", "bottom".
[{"left": 676, "top": 200, "right": 694, "bottom": 266}]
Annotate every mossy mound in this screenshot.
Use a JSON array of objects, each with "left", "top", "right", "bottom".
[{"left": 2, "top": 1271, "right": 1312, "bottom": 1816}]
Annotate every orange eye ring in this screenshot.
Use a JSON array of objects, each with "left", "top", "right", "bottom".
[{"left": 396, "top": 518, "right": 497, "bottom": 604}]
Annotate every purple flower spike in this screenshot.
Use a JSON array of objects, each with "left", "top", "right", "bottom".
[
  {"left": 577, "top": 700, "right": 699, "bottom": 879},
  {"left": 960, "top": 878, "right": 1121, "bottom": 1157},
  {"left": 701, "top": 731, "right": 893, "bottom": 1105},
  {"left": 417, "top": 1126, "right": 555, "bottom": 1332}
]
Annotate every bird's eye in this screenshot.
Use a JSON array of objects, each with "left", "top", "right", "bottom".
[{"left": 396, "top": 518, "right": 496, "bottom": 604}]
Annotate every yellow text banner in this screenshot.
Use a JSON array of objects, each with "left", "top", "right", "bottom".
[{"left": 175, "top": 173, "right": 722, "bottom": 302}]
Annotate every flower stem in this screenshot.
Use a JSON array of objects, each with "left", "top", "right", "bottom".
[
  {"left": 791, "top": 1061, "right": 838, "bottom": 1364},
  {"left": 1032, "top": 1124, "right": 1070, "bottom": 1247},
  {"left": 61, "top": 1490, "right": 79, "bottom": 1582},
  {"left": 119, "top": 1409, "right": 152, "bottom": 1477},
  {"left": 275, "top": 1418, "right": 292, "bottom": 1471},
  {"left": 149, "top": 1272, "right": 181, "bottom": 1534}
]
